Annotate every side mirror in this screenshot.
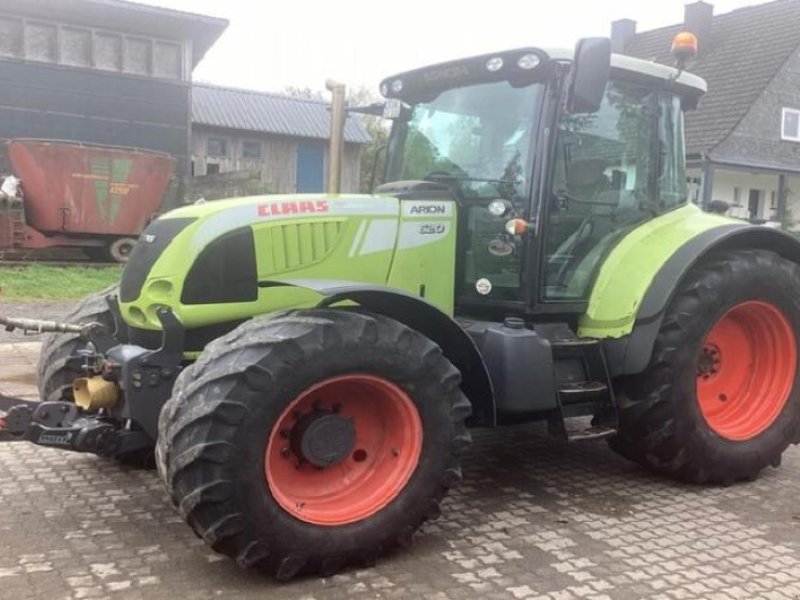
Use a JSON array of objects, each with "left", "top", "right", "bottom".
[{"left": 566, "top": 37, "right": 611, "bottom": 114}]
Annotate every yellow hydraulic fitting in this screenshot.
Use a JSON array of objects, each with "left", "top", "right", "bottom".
[{"left": 73, "top": 376, "right": 119, "bottom": 411}]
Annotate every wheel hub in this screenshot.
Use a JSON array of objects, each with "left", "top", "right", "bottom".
[
  {"left": 289, "top": 411, "right": 356, "bottom": 468},
  {"left": 697, "top": 344, "right": 721, "bottom": 379},
  {"left": 265, "top": 374, "right": 423, "bottom": 526}
]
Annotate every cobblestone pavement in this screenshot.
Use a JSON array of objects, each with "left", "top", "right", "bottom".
[{"left": 2, "top": 342, "right": 800, "bottom": 599}]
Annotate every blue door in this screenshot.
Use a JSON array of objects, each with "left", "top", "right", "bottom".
[{"left": 296, "top": 142, "right": 325, "bottom": 193}]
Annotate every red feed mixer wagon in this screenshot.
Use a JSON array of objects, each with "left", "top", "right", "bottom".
[{"left": 0, "top": 140, "right": 176, "bottom": 262}]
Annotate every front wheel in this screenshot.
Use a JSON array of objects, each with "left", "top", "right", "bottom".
[
  {"left": 156, "top": 309, "right": 470, "bottom": 579},
  {"left": 611, "top": 249, "right": 800, "bottom": 483}
]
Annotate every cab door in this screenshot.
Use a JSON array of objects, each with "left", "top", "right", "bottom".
[{"left": 539, "top": 81, "right": 658, "bottom": 303}]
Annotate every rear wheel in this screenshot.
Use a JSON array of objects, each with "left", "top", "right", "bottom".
[
  {"left": 156, "top": 309, "right": 470, "bottom": 579},
  {"left": 611, "top": 249, "right": 800, "bottom": 483}
]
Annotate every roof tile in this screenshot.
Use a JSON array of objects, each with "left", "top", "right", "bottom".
[{"left": 622, "top": 0, "right": 800, "bottom": 155}]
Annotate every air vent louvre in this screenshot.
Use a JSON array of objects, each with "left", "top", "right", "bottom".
[{"left": 263, "top": 221, "right": 344, "bottom": 273}]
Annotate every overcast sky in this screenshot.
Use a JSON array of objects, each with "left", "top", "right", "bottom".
[{"left": 142, "top": 0, "right": 761, "bottom": 95}]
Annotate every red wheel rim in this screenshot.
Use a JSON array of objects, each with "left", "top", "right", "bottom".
[
  {"left": 696, "top": 300, "right": 797, "bottom": 441},
  {"left": 265, "top": 375, "right": 423, "bottom": 526}
]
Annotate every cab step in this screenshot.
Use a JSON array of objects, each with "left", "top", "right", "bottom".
[
  {"left": 543, "top": 329, "right": 619, "bottom": 441},
  {"left": 558, "top": 380, "right": 608, "bottom": 404},
  {"left": 564, "top": 423, "right": 617, "bottom": 442}
]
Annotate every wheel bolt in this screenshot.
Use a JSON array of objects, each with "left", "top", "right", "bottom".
[{"left": 281, "top": 447, "right": 291, "bottom": 458}]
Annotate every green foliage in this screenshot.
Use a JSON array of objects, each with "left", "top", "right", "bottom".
[
  {"left": 347, "top": 87, "right": 390, "bottom": 193},
  {"left": 282, "top": 86, "right": 325, "bottom": 100},
  {"left": 0, "top": 265, "right": 122, "bottom": 300}
]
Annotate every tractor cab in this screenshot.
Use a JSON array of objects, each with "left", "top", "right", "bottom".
[{"left": 377, "top": 43, "right": 706, "bottom": 319}]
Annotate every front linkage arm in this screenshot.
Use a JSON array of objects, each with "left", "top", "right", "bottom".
[{"left": 0, "top": 306, "right": 184, "bottom": 455}]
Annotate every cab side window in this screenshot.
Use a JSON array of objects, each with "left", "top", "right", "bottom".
[{"left": 543, "top": 82, "right": 655, "bottom": 301}]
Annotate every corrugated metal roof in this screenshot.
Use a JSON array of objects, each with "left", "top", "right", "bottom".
[{"left": 192, "top": 84, "right": 371, "bottom": 144}]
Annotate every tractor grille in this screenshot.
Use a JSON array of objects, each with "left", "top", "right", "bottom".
[{"left": 261, "top": 221, "right": 344, "bottom": 273}]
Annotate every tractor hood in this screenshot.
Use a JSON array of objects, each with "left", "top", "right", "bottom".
[{"left": 118, "top": 193, "right": 457, "bottom": 335}]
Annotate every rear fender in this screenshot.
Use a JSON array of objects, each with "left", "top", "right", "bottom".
[
  {"left": 262, "top": 279, "right": 496, "bottom": 426},
  {"left": 607, "top": 226, "right": 800, "bottom": 375}
]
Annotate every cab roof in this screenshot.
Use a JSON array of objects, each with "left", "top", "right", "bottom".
[{"left": 381, "top": 46, "right": 707, "bottom": 105}]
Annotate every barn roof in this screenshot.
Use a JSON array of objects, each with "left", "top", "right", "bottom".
[
  {"left": 621, "top": 0, "right": 800, "bottom": 156},
  {"left": 192, "top": 84, "right": 372, "bottom": 145}
]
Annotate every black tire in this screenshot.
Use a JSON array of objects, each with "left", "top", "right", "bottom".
[
  {"left": 83, "top": 238, "right": 137, "bottom": 263},
  {"left": 109, "top": 237, "right": 137, "bottom": 263},
  {"left": 37, "top": 284, "right": 118, "bottom": 403},
  {"left": 156, "top": 309, "right": 471, "bottom": 580},
  {"left": 611, "top": 249, "right": 800, "bottom": 483},
  {"left": 37, "top": 285, "right": 152, "bottom": 468}
]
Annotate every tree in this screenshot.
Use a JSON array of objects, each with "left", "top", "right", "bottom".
[
  {"left": 282, "top": 86, "right": 325, "bottom": 101},
  {"left": 347, "top": 86, "right": 390, "bottom": 193}
]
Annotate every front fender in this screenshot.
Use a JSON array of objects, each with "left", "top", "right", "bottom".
[
  {"left": 579, "top": 203, "right": 739, "bottom": 340},
  {"left": 262, "top": 279, "right": 496, "bottom": 426}
]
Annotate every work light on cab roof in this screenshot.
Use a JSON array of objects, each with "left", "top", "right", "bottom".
[{"left": 672, "top": 31, "right": 699, "bottom": 68}]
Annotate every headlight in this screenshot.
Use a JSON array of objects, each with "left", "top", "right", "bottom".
[
  {"left": 517, "top": 53, "right": 541, "bottom": 70},
  {"left": 391, "top": 79, "right": 403, "bottom": 93},
  {"left": 488, "top": 200, "right": 508, "bottom": 217},
  {"left": 486, "top": 57, "right": 504, "bottom": 72}
]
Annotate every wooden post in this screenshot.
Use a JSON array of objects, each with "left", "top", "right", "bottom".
[{"left": 325, "top": 80, "right": 346, "bottom": 194}]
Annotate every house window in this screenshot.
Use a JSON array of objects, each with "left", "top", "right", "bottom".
[
  {"left": 124, "top": 37, "right": 152, "bottom": 76},
  {"left": 242, "top": 140, "right": 263, "bottom": 160},
  {"left": 771, "top": 190, "right": 777, "bottom": 209},
  {"left": 25, "top": 22, "right": 57, "bottom": 63},
  {"left": 782, "top": 108, "right": 800, "bottom": 142},
  {"left": 0, "top": 18, "right": 23, "bottom": 58},
  {"left": 733, "top": 187, "right": 742, "bottom": 206},
  {"left": 94, "top": 32, "right": 122, "bottom": 71},
  {"left": 207, "top": 138, "right": 228, "bottom": 158},
  {"left": 153, "top": 41, "right": 182, "bottom": 79},
  {"left": 60, "top": 27, "right": 91, "bottom": 67},
  {"left": 206, "top": 163, "right": 221, "bottom": 175}
]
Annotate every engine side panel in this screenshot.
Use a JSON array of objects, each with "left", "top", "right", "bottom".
[{"left": 118, "top": 194, "right": 459, "bottom": 332}]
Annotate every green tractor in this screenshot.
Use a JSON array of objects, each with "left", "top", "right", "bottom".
[{"left": 4, "top": 37, "right": 800, "bottom": 579}]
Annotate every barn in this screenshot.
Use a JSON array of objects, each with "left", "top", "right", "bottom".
[
  {"left": 191, "top": 84, "right": 371, "bottom": 194},
  {"left": 0, "top": 0, "right": 228, "bottom": 202}
]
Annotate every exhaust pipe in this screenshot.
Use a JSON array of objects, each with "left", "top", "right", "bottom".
[
  {"left": 73, "top": 377, "right": 119, "bottom": 411},
  {"left": 326, "top": 79, "right": 346, "bottom": 194}
]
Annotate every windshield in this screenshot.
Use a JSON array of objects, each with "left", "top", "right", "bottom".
[{"left": 385, "top": 81, "right": 544, "bottom": 203}]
